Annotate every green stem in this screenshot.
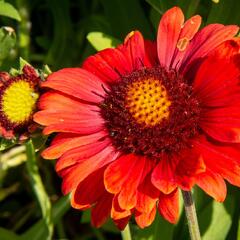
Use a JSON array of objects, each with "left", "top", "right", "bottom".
[
  {"left": 25, "top": 140, "right": 53, "bottom": 240},
  {"left": 121, "top": 224, "right": 132, "bottom": 240},
  {"left": 181, "top": 190, "right": 201, "bottom": 240}
]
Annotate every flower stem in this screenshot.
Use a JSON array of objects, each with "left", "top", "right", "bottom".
[
  {"left": 121, "top": 224, "right": 132, "bottom": 240},
  {"left": 181, "top": 190, "right": 201, "bottom": 240}
]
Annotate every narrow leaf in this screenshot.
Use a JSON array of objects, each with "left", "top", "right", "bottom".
[
  {"left": 0, "top": 138, "right": 16, "bottom": 151},
  {"left": 87, "top": 32, "right": 121, "bottom": 51},
  {"left": 0, "top": 27, "right": 16, "bottom": 65},
  {"left": 199, "top": 197, "right": 234, "bottom": 240},
  {"left": 25, "top": 140, "right": 53, "bottom": 240},
  {"left": 21, "top": 195, "right": 70, "bottom": 240},
  {"left": 0, "top": 227, "right": 21, "bottom": 240},
  {"left": 0, "top": 1, "right": 21, "bottom": 21}
]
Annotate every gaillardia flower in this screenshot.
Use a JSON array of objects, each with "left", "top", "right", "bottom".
[
  {"left": 0, "top": 65, "right": 40, "bottom": 139},
  {"left": 34, "top": 7, "right": 240, "bottom": 229}
]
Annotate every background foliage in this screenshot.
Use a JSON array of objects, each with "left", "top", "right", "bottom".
[{"left": 0, "top": 0, "right": 239, "bottom": 239}]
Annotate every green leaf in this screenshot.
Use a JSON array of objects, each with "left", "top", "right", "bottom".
[
  {"left": 207, "top": 0, "right": 240, "bottom": 25},
  {"left": 135, "top": 214, "right": 175, "bottom": 240},
  {"left": 31, "top": 135, "right": 48, "bottom": 152},
  {"left": 87, "top": 32, "right": 121, "bottom": 51},
  {"left": 146, "top": 0, "right": 169, "bottom": 14},
  {"left": 199, "top": 197, "right": 234, "bottom": 240},
  {"left": 0, "top": 227, "right": 21, "bottom": 240},
  {"left": 21, "top": 195, "right": 70, "bottom": 240},
  {"left": 19, "top": 57, "right": 31, "bottom": 71},
  {"left": 237, "top": 217, "right": 240, "bottom": 239},
  {"left": 0, "top": 183, "right": 19, "bottom": 201},
  {"left": 0, "top": 138, "right": 17, "bottom": 151},
  {"left": 146, "top": 0, "right": 200, "bottom": 18},
  {"left": 0, "top": 1, "right": 21, "bottom": 21},
  {"left": 0, "top": 27, "right": 16, "bottom": 65},
  {"left": 100, "top": 0, "right": 152, "bottom": 38},
  {"left": 81, "top": 209, "right": 91, "bottom": 223},
  {"left": 25, "top": 140, "right": 53, "bottom": 240}
]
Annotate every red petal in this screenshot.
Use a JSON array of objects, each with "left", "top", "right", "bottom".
[
  {"left": 135, "top": 206, "right": 157, "bottom": 228},
  {"left": 71, "top": 167, "right": 106, "bottom": 209},
  {"left": 157, "top": 7, "right": 184, "bottom": 68},
  {"left": 158, "top": 189, "right": 179, "bottom": 224},
  {"left": 201, "top": 122, "right": 240, "bottom": 143},
  {"left": 55, "top": 137, "right": 111, "bottom": 171},
  {"left": 136, "top": 190, "right": 157, "bottom": 214},
  {"left": 82, "top": 48, "right": 131, "bottom": 83},
  {"left": 193, "top": 39, "right": 240, "bottom": 143},
  {"left": 171, "top": 15, "right": 202, "bottom": 69},
  {"left": 59, "top": 146, "right": 119, "bottom": 194},
  {"left": 35, "top": 109, "right": 100, "bottom": 125},
  {"left": 91, "top": 192, "right": 113, "bottom": 228},
  {"left": 42, "top": 121, "right": 103, "bottom": 135},
  {"left": 35, "top": 110, "right": 104, "bottom": 135},
  {"left": 196, "top": 170, "right": 226, "bottom": 202},
  {"left": 37, "top": 91, "right": 96, "bottom": 111},
  {"left": 111, "top": 195, "right": 131, "bottom": 220},
  {"left": 41, "top": 68, "right": 108, "bottom": 103},
  {"left": 42, "top": 131, "right": 106, "bottom": 159},
  {"left": 174, "top": 149, "right": 206, "bottom": 191},
  {"left": 181, "top": 24, "right": 239, "bottom": 77},
  {"left": 104, "top": 154, "right": 138, "bottom": 194},
  {"left": 151, "top": 156, "right": 178, "bottom": 194},
  {"left": 152, "top": 149, "right": 205, "bottom": 193},
  {"left": 71, "top": 189, "right": 90, "bottom": 210},
  {"left": 121, "top": 31, "right": 145, "bottom": 70},
  {"left": 34, "top": 92, "right": 104, "bottom": 135},
  {"left": 193, "top": 48, "right": 240, "bottom": 108},
  {"left": 144, "top": 40, "right": 158, "bottom": 67},
  {"left": 113, "top": 216, "right": 131, "bottom": 231},
  {"left": 194, "top": 137, "right": 240, "bottom": 187},
  {"left": 118, "top": 157, "right": 146, "bottom": 210},
  {"left": 136, "top": 173, "right": 159, "bottom": 213}
]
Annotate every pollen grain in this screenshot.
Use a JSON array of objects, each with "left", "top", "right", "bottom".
[
  {"left": 125, "top": 78, "right": 171, "bottom": 126},
  {"left": 2, "top": 80, "right": 39, "bottom": 124}
]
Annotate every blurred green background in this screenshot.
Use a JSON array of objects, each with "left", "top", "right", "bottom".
[{"left": 0, "top": 0, "right": 240, "bottom": 239}]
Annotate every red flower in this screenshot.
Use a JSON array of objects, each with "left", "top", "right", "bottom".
[{"left": 34, "top": 7, "right": 240, "bottom": 229}]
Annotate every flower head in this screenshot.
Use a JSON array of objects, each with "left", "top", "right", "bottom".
[
  {"left": 0, "top": 65, "right": 40, "bottom": 139},
  {"left": 34, "top": 7, "right": 240, "bottom": 229}
]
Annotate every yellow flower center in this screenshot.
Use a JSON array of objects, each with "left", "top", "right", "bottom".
[
  {"left": 2, "top": 80, "right": 39, "bottom": 124},
  {"left": 125, "top": 78, "right": 171, "bottom": 126}
]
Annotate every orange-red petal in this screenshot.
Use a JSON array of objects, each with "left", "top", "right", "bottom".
[
  {"left": 135, "top": 206, "right": 157, "bottom": 229},
  {"left": 118, "top": 156, "right": 146, "bottom": 210},
  {"left": 104, "top": 154, "right": 138, "bottom": 194},
  {"left": 151, "top": 156, "right": 178, "bottom": 194},
  {"left": 171, "top": 15, "right": 202, "bottom": 68},
  {"left": 82, "top": 48, "right": 131, "bottom": 83},
  {"left": 41, "top": 68, "right": 108, "bottom": 103},
  {"left": 158, "top": 189, "right": 179, "bottom": 224},
  {"left": 157, "top": 7, "right": 184, "bottom": 68},
  {"left": 59, "top": 146, "right": 119, "bottom": 194},
  {"left": 72, "top": 167, "right": 106, "bottom": 209},
  {"left": 196, "top": 170, "right": 227, "bottom": 202},
  {"left": 194, "top": 137, "right": 240, "bottom": 187},
  {"left": 42, "top": 131, "right": 107, "bottom": 159},
  {"left": 91, "top": 192, "right": 113, "bottom": 228},
  {"left": 181, "top": 24, "right": 239, "bottom": 77}
]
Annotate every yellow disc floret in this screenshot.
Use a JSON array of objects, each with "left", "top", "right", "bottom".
[
  {"left": 126, "top": 78, "right": 171, "bottom": 127},
  {"left": 2, "top": 80, "right": 39, "bottom": 124}
]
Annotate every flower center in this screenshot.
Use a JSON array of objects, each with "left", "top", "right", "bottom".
[
  {"left": 100, "top": 67, "right": 200, "bottom": 159},
  {"left": 125, "top": 78, "right": 171, "bottom": 126},
  {"left": 2, "top": 80, "right": 38, "bottom": 124}
]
